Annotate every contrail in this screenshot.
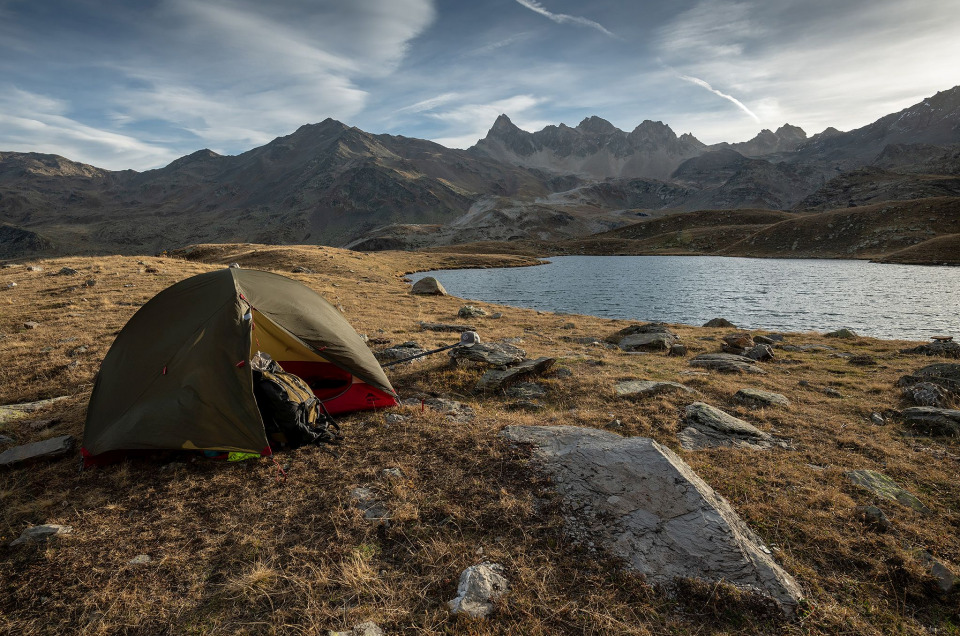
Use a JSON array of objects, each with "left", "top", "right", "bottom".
[
  {"left": 678, "top": 74, "right": 760, "bottom": 122},
  {"left": 514, "top": 0, "right": 617, "bottom": 38}
]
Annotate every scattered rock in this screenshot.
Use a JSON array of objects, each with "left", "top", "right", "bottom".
[
  {"left": 476, "top": 357, "right": 555, "bottom": 392},
  {"left": 419, "top": 321, "right": 476, "bottom": 333},
  {"left": 825, "top": 328, "right": 858, "bottom": 339},
  {"left": 551, "top": 367, "right": 573, "bottom": 378},
  {"left": 411, "top": 277, "right": 447, "bottom": 295},
  {"left": 703, "top": 318, "right": 736, "bottom": 328},
  {"left": 900, "top": 341, "right": 960, "bottom": 359},
  {"left": 68, "top": 345, "right": 88, "bottom": 357},
  {"left": 733, "top": 388, "right": 790, "bottom": 408},
  {"left": 901, "top": 407, "right": 960, "bottom": 437},
  {"left": 329, "top": 621, "right": 385, "bottom": 636},
  {"left": 846, "top": 470, "right": 930, "bottom": 514},
  {"left": 351, "top": 487, "right": 390, "bottom": 521},
  {"left": 5, "top": 282, "right": 16, "bottom": 289},
  {"left": 500, "top": 425, "right": 802, "bottom": 614},
  {"left": 0, "top": 396, "right": 71, "bottom": 425},
  {"left": 823, "top": 387, "right": 843, "bottom": 398},
  {"left": 561, "top": 322, "right": 576, "bottom": 329},
  {"left": 619, "top": 332, "right": 676, "bottom": 352},
  {"left": 606, "top": 419, "right": 624, "bottom": 429},
  {"left": 605, "top": 322, "right": 674, "bottom": 344},
  {"left": 401, "top": 397, "right": 475, "bottom": 423},
  {"left": 854, "top": 505, "right": 892, "bottom": 532},
  {"left": 744, "top": 344, "right": 775, "bottom": 362},
  {"left": 83, "top": 278, "right": 96, "bottom": 287},
  {"left": 450, "top": 342, "right": 525, "bottom": 366},
  {"left": 689, "top": 353, "right": 765, "bottom": 374},
  {"left": 902, "top": 382, "right": 949, "bottom": 407},
  {"left": 381, "top": 468, "right": 404, "bottom": 480},
  {"left": 753, "top": 335, "right": 776, "bottom": 345},
  {"left": 0, "top": 435, "right": 74, "bottom": 466},
  {"left": 870, "top": 413, "right": 886, "bottom": 426},
  {"left": 375, "top": 342, "right": 426, "bottom": 363},
  {"left": 128, "top": 554, "right": 152, "bottom": 565},
  {"left": 23, "top": 321, "right": 39, "bottom": 329},
  {"left": 10, "top": 524, "right": 73, "bottom": 546},
  {"left": 57, "top": 267, "right": 78, "bottom": 276},
  {"left": 679, "top": 403, "right": 788, "bottom": 451},
  {"left": 291, "top": 266, "right": 314, "bottom": 274},
  {"left": 848, "top": 355, "right": 877, "bottom": 366},
  {"left": 615, "top": 380, "right": 696, "bottom": 399},
  {"left": 914, "top": 551, "right": 958, "bottom": 594},
  {"left": 897, "top": 363, "right": 960, "bottom": 398},
  {"left": 490, "top": 312, "right": 503, "bottom": 319},
  {"left": 458, "top": 305, "right": 487, "bottom": 318},
  {"left": 722, "top": 332, "right": 754, "bottom": 353},
  {"left": 505, "top": 382, "right": 546, "bottom": 399},
  {"left": 447, "top": 562, "right": 509, "bottom": 618},
  {"left": 228, "top": 263, "right": 240, "bottom": 268},
  {"left": 668, "top": 343, "right": 687, "bottom": 357},
  {"left": 144, "top": 266, "right": 159, "bottom": 273},
  {"left": 0, "top": 434, "right": 16, "bottom": 445},
  {"left": 384, "top": 413, "right": 408, "bottom": 425},
  {"left": 25, "top": 265, "right": 43, "bottom": 272}
]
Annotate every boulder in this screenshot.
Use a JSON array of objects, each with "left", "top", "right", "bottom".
[
  {"left": 458, "top": 305, "right": 487, "bottom": 318},
  {"left": 10, "top": 524, "right": 73, "bottom": 546},
  {"left": 902, "top": 382, "right": 949, "bottom": 408},
  {"left": 450, "top": 342, "right": 525, "bottom": 367},
  {"left": 722, "top": 332, "right": 754, "bottom": 353},
  {"left": 846, "top": 470, "right": 930, "bottom": 514},
  {"left": 900, "top": 341, "right": 960, "bottom": 359},
  {"left": 744, "top": 344, "right": 775, "bottom": 361},
  {"left": 411, "top": 277, "right": 447, "bottom": 295},
  {"left": 897, "top": 363, "right": 960, "bottom": 396},
  {"left": 419, "top": 321, "right": 476, "bottom": 333},
  {"left": 703, "top": 318, "right": 736, "bottom": 328},
  {"left": 605, "top": 322, "right": 674, "bottom": 344},
  {"left": 825, "top": 328, "right": 858, "bottom": 339},
  {"left": 447, "top": 562, "right": 509, "bottom": 618},
  {"left": 668, "top": 343, "right": 687, "bottom": 357},
  {"left": 476, "top": 357, "right": 555, "bottom": 392},
  {"left": 619, "top": 332, "right": 676, "bottom": 352},
  {"left": 679, "top": 403, "right": 788, "bottom": 450},
  {"left": 753, "top": 335, "right": 776, "bottom": 345},
  {"left": 901, "top": 407, "right": 960, "bottom": 437},
  {"left": 500, "top": 425, "right": 803, "bottom": 614},
  {"left": 615, "top": 380, "right": 696, "bottom": 399},
  {"left": 733, "top": 388, "right": 790, "bottom": 408},
  {"left": 0, "top": 435, "right": 74, "bottom": 466},
  {"left": 689, "top": 353, "right": 765, "bottom": 374}
]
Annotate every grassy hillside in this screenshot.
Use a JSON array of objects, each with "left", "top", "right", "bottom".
[{"left": 0, "top": 245, "right": 957, "bottom": 634}]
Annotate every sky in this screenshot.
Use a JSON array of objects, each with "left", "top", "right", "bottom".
[{"left": 2, "top": 0, "right": 959, "bottom": 171}]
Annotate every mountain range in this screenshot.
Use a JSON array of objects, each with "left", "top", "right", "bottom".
[{"left": 2, "top": 86, "right": 960, "bottom": 259}]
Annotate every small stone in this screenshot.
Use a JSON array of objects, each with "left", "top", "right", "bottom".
[
  {"left": 823, "top": 387, "right": 843, "bottom": 398},
  {"left": 351, "top": 487, "right": 390, "bottom": 520},
  {"left": 447, "top": 563, "right": 509, "bottom": 618},
  {"left": 83, "top": 279, "right": 96, "bottom": 287},
  {"left": 552, "top": 367, "right": 573, "bottom": 378},
  {"left": 291, "top": 266, "right": 314, "bottom": 273},
  {"left": 458, "top": 305, "right": 487, "bottom": 318},
  {"left": 854, "top": 505, "right": 891, "bottom": 532},
  {"left": 24, "top": 321, "right": 40, "bottom": 329},
  {"left": 58, "top": 267, "right": 78, "bottom": 276},
  {"left": 0, "top": 434, "right": 15, "bottom": 445},
  {"left": 914, "top": 550, "right": 958, "bottom": 593},
  {"left": 562, "top": 322, "right": 576, "bottom": 329},
  {"left": 228, "top": 262, "right": 240, "bottom": 268},
  {"left": 144, "top": 266, "right": 159, "bottom": 273},
  {"left": 506, "top": 382, "right": 546, "bottom": 399},
  {"left": 745, "top": 344, "right": 775, "bottom": 361},
  {"left": 848, "top": 355, "right": 877, "bottom": 366},
  {"left": 508, "top": 400, "right": 545, "bottom": 412},
  {"left": 753, "top": 335, "right": 775, "bottom": 345},
  {"left": 490, "top": 312, "right": 503, "bottom": 319},
  {"left": 690, "top": 353, "right": 765, "bottom": 374},
  {"left": 870, "top": 413, "right": 885, "bottom": 426},
  {"left": 384, "top": 413, "right": 408, "bottom": 425},
  {"left": 607, "top": 419, "right": 624, "bottom": 429},
  {"left": 128, "top": 554, "right": 152, "bottom": 565},
  {"left": 722, "top": 332, "right": 754, "bottom": 353},
  {"left": 10, "top": 524, "right": 73, "bottom": 546},
  {"left": 619, "top": 332, "right": 676, "bottom": 352},
  {"left": 669, "top": 343, "right": 687, "bottom": 357},
  {"left": 825, "top": 328, "right": 858, "bottom": 339},
  {"left": 901, "top": 382, "right": 949, "bottom": 408},
  {"left": 703, "top": 318, "right": 736, "bottom": 328},
  {"left": 381, "top": 468, "right": 404, "bottom": 479},
  {"left": 733, "top": 388, "right": 790, "bottom": 408},
  {"left": 451, "top": 342, "right": 525, "bottom": 366},
  {"left": 846, "top": 470, "right": 930, "bottom": 514},
  {"left": 616, "top": 380, "right": 696, "bottom": 399},
  {"left": 5, "top": 282, "right": 16, "bottom": 289}
]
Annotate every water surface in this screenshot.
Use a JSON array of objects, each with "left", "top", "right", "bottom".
[{"left": 410, "top": 256, "right": 959, "bottom": 340}]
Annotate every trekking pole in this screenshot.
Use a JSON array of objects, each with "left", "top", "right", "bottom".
[{"left": 381, "top": 331, "right": 480, "bottom": 368}]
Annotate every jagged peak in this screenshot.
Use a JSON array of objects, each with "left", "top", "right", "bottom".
[
  {"left": 776, "top": 123, "right": 806, "bottom": 138},
  {"left": 490, "top": 113, "right": 521, "bottom": 134},
  {"left": 161, "top": 148, "right": 222, "bottom": 171}
]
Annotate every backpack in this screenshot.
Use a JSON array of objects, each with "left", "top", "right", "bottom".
[{"left": 252, "top": 362, "right": 341, "bottom": 450}]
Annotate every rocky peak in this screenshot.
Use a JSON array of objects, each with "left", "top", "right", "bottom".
[
  {"left": 628, "top": 120, "right": 679, "bottom": 146},
  {"left": 577, "top": 116, "right": 619, "bottom": 135},
  {"left": 489, "top": 113, "right": 522, "bottom": 135}
]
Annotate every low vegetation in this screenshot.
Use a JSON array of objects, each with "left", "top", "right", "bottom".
[{"left": 1, "top": 245, "right": 957, "bottom": 634}]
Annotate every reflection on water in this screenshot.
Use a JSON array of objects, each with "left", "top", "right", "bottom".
[{"left": 409, "top": 256, "right": 959, "bottom": 340}]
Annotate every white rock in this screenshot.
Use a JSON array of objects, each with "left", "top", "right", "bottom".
[
  {"left": 447, "top": 562, "right": 509, "bottom": 618},
  {"left": 10, "top": 524, "right": 73, "bottom": 546}
]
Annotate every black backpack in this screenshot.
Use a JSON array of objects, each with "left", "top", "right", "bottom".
[{"left": 252, "top": 362, "right": 341, "bottom": 450}]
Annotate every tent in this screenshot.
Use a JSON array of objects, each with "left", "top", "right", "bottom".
[{"left": 82, "top": 268, "right": 398, "bottom": 463}]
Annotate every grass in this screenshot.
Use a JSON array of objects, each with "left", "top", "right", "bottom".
[{"left": 0, "top": 244, "right": 957, "bottom": 634}]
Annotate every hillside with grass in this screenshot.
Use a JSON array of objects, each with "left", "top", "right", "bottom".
[{"left": 1, "top": 245, "right": 957, "bottom": 634}]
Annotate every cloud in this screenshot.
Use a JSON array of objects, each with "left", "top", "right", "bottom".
[
  {"left": 0, "top": 87, "right": 178, "bottom": 170},
  {"left": 514, "top": 0, "right": 617, "bottom": 38},
  {"left": 677, "top": 75, "right": 760, "bottom": 122}
]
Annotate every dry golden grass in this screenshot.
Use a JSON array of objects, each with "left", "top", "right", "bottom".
[{"left": 0, "top": 244, "right": 958, "bottom": 634}]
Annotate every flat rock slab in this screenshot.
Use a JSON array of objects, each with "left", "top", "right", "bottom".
[
  {"left": 616, "top": 380, "right": 697, "bottom": 399},
  {"left": 10, "top": 524, "right": 73, "bottom": 546},
  {"left": 419, "top": 321, "right": 476, "bottom": 333},
  {"left": 0, "top": 396, "right": 71, "bottom": 425},
  {"left": 901, "top": 407, "right": 960, "bottom": 437},
  {"left": 734, "top": 388, "right": 790, "bottom": 408},
  {"left": 501, "top": 425, "right": 802, "bottom": 614},
  {"left": 689, "top": 353, "right": 765, "bottom": 374},
  {"left": 451, "top": 342, "right": 526, "bottom": 366},
  {"left": 619, "top": 332, "right": 676, "bottom": 352},
  {"left": 0, "top": 435, "right": 74, "bottom": 466},
  {"left": 846, "top": 470, "right": 930, "bottom": 514},
  {"left": 476, "top": 357, "right": 555, "bottom": 392},
  {"left": 680, "top": 403, "right": 788, "bottom": 451}
]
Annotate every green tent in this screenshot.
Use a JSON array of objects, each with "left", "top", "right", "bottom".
[{"left": 83, "top": 268, "right": 398, "bottom": 464}]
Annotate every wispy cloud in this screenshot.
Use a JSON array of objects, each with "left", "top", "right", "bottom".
[
  {"left": 677, "top": 75, "right": 760, "bottom": 122},
  {"left": 514, "top": 0, "right": 616, "bottom": 38}
]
